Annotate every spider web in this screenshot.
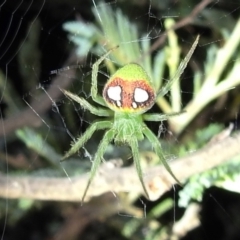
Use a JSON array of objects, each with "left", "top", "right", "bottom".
[{"left": 0, "top": 0, "right": 240, "bottom": 239}]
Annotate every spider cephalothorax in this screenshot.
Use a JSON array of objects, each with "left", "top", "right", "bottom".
[{"left": 62, "top": 36, "right": 199, "bottom": 203}]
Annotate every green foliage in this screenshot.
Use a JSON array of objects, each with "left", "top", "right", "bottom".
[
  {"left": 63, "top": 2, "right": 166, "bottom": 86},
  {"left": 0, "top": 199, "right": 33, "bottom": 226},
  {"left": 179, "top": 155, "right": 240, "bottom": 207},
  {"left": 15, "top": 127, "right": 88, "bottom": 176},
  {"left": 17, "top": 19, "right": 41, "bottom": 91},
  {"left": 179, "top": 124, "right": 225, "bottom": 155},
  {"left": 178, "top": 124, "right": 240, "bottom": 207},
  {"left": 62, "top": 21, "right": 99, "bottom": 56},
  {"left": 63, "top": 3, "right": 240, "bottom": 135},
  {"left": 16, "top": 128, "right": 61, "bottom": 168}
]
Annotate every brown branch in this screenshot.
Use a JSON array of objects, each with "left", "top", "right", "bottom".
[
  {"left": 147, "top": 0, "right": 213, "bottom": 55},
  {"left": 0, "top": 131, "right": 239, "bottom": 202},
  {"left": 0, "top": 52, "right": 80, "bottom": 137}
]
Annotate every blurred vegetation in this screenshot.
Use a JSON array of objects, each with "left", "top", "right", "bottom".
[{"left": 0, "top": 0, "right": 240, "bottom": 239}]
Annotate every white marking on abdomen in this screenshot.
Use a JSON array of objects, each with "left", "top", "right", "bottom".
[
  {"left": 116, "top": 100, "right": 121, "bottom": 107},
  {"left": 107, "top": 86, "right": 121, "bottom": 101},
  {"left": 134, "top": 88, "right": 149, "bottom": 102},
  {"left": 132, "top": 102, "right": 137, "bottom": 108}
]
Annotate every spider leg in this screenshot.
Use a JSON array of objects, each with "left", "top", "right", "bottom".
[
  {"left": 91, "top": 48, "right": 117, "bottom": 106},
  {"left": 143, "top": 111, "right": 185, "bottom": 122},
  {"left": 129, "top": 138, "right": 150, "bottom": 199},
  {"left": 143, "top": 127, "right": 181, "bottom": 185},
  {"left": 82, "top": 129, "right": 115, "bottom": 203},
  {"left": 157, "top": 35, "right": 199, "bottom": 98},
  {"left": 62, "top": 121, "right": 112, "bottom": 160},
  {"left": 62, "top": 89, "right": 112, "bottom": 117}
]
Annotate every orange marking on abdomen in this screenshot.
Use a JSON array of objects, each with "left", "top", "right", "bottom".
[{"left": 103, "top": 77, "right": 155, "bottom": 111}]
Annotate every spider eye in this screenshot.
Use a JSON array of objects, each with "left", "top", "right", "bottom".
[{"left": 103, "top": 64, "right": 156, "bottom": 113}]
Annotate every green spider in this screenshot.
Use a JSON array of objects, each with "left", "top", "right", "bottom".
[{"left": 62, "top": 36, "right": 199, "bottom": 202}]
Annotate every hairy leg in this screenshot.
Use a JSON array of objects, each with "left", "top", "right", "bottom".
[
  {"left": 143, "top": 111, "right": 185, "bottom": 122},
  {"left": 81, "top": 129, "right": 115, "bottom": 203},
  {"left": 91, "top": 48, "right": 117, "bottom": 106},
  {"left": 143, "top": 127, "right": 181, "bottom": 185},
  {"left": 62, "top": 121, "right": 112, "bottom": 159},
  {"left": 62, "top": 89, "right": 112, "bottom": 117},
  {"left": 157, "top": 35, "right": 199, "bottom": 98},
  {"left": 129, "top": 138, "right": 150, "bottom": 199}
]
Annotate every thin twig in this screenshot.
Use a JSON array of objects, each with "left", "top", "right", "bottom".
[{"left": 147, "top": 0, "right": 213, "bottom": 55}]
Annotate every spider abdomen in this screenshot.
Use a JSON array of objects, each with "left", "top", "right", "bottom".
[{"left": 103, "top": 63, "right": 156, "bottom": 114}]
